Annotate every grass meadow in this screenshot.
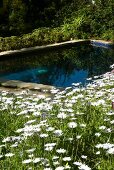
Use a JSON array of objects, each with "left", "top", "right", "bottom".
[{"left": 0, "top": 64, "right": 114, "bottom": 170}]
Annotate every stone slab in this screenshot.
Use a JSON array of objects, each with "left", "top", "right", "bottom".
[
  {"left": 1, "top": 80, "right": 23, "bottom": 88},
  {"left": 0, "top": 86, "right": 52, "bottom": 97},
  {"left": 0, "top": 80, "right": 56, "bottom": 97},
  {"left": 1, "top": 80, "right": 54, "bottom": 91}
]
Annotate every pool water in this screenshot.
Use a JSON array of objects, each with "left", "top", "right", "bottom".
[{"left": 0, "top": 45, "right": 114, "bottom": 87}]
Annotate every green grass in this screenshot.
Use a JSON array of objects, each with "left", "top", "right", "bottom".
[{"left": 0, "top": 69, "right": 114, "bottom": 169}]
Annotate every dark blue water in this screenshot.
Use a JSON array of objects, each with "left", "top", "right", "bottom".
[{"left": 0, "top": 45, "right": 114, "bottom": 87}]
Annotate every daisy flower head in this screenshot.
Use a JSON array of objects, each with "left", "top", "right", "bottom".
[
  {"left": 40, "top": 133, "right": 48, "bottom": 138},
  {"left": 57, "top": 112, "right": 67, "bottom": 119},
  {"left": 22, "top": 159, "right": 32, "bottom": 164},
  {"left": 81, "top": 155, "right": 87, "bottom": 159},
  {"left": 56, "top": 148, "right": 66, "bottom": 154},
  {"left": 55, "top": 166, "right": 64, "bottom": 170},
  {"left": 33, "top": 157, "right": 41, "bottom": 163},
  {"left": 54, "top": 130, "right": 63, "bottom": 136},
  {"left": 68, "top": 122, "right": 77, "bottom": 128},
  {"left": 5, "top": 153, "right": 15, "bottom": 157},
  {"left": 63, "top": 156, "right": 71, "bottom": 161},
  {"left": 107, "top": 147, "right": 114, "bottom": 154}
]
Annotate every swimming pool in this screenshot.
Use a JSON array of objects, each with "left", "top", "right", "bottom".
[{"left": 0, "top": 43, "right": 114, "bottom": 87}]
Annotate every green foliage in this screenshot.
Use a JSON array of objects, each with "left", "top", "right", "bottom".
[
  {"left": 0, "top": 0, "right": 113, "bottom": 51},
  {"left": 8, "top": 0, "right": 27, "bottom": 35},
  {"left": 101, "top": 30, "right": 114, "bottom": 41}
]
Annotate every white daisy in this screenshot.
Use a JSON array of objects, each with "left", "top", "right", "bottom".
[
  {"left": 40, "top": 134, "right": 48, "bottom": 138},
  {"left": 68, "top": 122, "right": 77, "bottom": 128},
  {"left": 5, "top": 153, "right": 15, "bottom": 157},
  {"left": 22, "top": 159, "right": 32, "bottom": 164},
  {"left": 55, "top": 166, "right": 64, "bottom": 170},
  {"left": 54, "top": 130, "right": 63, "bottom": 136},
  {"left": 56, "top": 148, "right": 66, "bottom": 154},
  {"left": 63, "top": 157, "right": 71, "bottom": 161}
]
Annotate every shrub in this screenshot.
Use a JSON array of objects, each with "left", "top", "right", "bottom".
[{"left": 101, "top": 30, "right": 114, "bottom": 41}]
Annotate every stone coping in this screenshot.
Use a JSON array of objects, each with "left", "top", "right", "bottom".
[
  {"left": 0, "top": 39, "right": 90, "bottom": 57},
  {"left": 91, "top": 39, "right": 113, "bottom": 44},
  {"left": 91, "top": 40, "right": 114, "bottom": 48},
  {"left": 0, "top": 39, "right": 113, "bottom": 57},
  {"left": 0, "top": 80, "right": 59, "bottom": 97},
  {"left": 0, "top": 80, "right": 55, "bottom": 91}
]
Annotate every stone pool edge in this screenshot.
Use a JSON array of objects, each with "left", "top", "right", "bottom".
[
  {"left": 0, "top": 80, "right": 59, "bottom": 97},
  {"left": 91, "top": 40, "right": 114, "bottom": 48},
  {"left": 1, "top": 39, "right": 113, "bottom": 57},
  {"left": 0, "top": 39, "right": 90, "bottom": 57}
]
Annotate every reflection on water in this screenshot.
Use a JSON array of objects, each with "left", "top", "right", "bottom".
[{"left": 0, "top": 45, "right": 114, "bottom": 87}]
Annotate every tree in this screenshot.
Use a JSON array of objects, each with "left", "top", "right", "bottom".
[{"left": 8, "top": 0, "right": 27, "bottom": 35}]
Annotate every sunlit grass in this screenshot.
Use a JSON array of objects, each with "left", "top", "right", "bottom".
[{"left": 0, "top": 65, "right": 114, "bottom": 170}]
